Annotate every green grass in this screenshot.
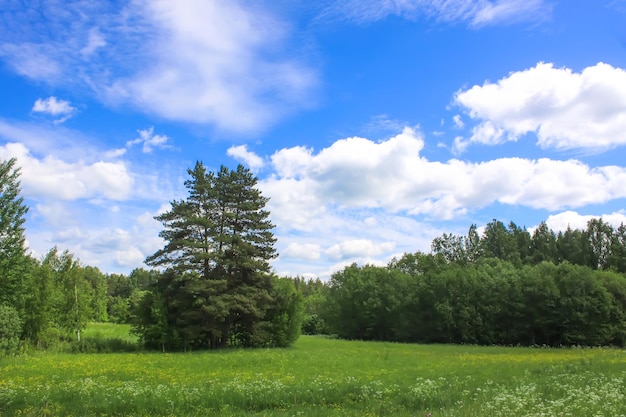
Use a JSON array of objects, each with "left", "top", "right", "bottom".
[
  {"left": 1, "top": 323, "right": 625, "bottom": 416},
  {"left": 82, "top": 323, "right": 137, "bottom": 343}
]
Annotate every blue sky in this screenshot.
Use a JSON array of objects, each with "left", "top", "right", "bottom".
[{"left": 1, "top": 0, "right": 626, "bottom": 279}]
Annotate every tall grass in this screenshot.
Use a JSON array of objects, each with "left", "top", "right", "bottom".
[{"left": 1, "top": 324, "right": 625, "bottom": 416}]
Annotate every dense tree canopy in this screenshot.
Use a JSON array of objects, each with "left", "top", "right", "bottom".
[{"left": 318, "top": 219, "right": 626, "bottom": 347}]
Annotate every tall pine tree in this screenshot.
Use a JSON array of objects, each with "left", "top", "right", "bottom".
[{"left": 142, "top": 162, "right": 278, "bottom": 349}]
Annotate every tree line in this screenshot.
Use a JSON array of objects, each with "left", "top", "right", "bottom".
[
  {"left": 308, "top": 220, "right": 626, "bottom": 346},
  {"left": 0, "top": 158, "right": 303, "bottom": 355},
  {"left": 2, "top": 156, "right": 626, "bottom": 355}
]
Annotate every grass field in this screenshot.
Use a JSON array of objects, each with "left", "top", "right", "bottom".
[{"left": 1, "top": 324, "right": 625, "bottom": 416}]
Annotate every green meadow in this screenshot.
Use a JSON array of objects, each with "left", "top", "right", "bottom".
[{"left": 1, "top": 324, "right": 625, "bottom": 416}]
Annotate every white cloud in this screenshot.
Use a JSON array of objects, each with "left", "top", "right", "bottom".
[
  {"left": 32, "top": 97, "right": 75, "bottom": 116},
  {"left": 318, "top": 0, "right": 550, "bottom": 27},
  {"left": 107, "top": 0, "right": 315, "bottom": 132},
  {"left": 471, "top": 0, "right": 548, "bottom": 26},
  {"left": 452, "top": 114, "right": 464, "bottom": 128},
  {"left": 262, "top": 127, "right": 626, "bottom": 226},
  {"left": 325, "top": 239, "right": 396, "bottom": 261},
  {"left": 0, "top": 43, "right": 63, "bottom": 81},
  {"left": 262, "top": 176, "right": 326, "bottom": 232},
  {"left": 544, "top": 210, "right": 626, "bottom": 233},
  {"left": 80, "top": 27, "right": 107, "bottom": 57},
  {"left": 32, "top": 96, "right": 77, "bottom": 123},
  {"left": 0, "top": 1, "right": 316, "bottom": 133},
  {"left": 126, "top": 127, "right": 171, "bottom": 153},
  {"left": 0, "top": 119, "right": 90, "bottom": 159},
  {"left": 33, "top": 202, "right": 78, "bottom": 228},
  {"left": 0, "top": 142, "right": 133, "bottom": 201},
  {"left": 227, "top": 145, "right": 265, "bottom": 170},
  {"left": 282, "top": 243, "right": 321, "bottom": 261},
  {"left": 272, "top": 214, "right": 435, "bottom": 279},
  {"left": 104, "top": 148, "right": 127, "bottom": 158},
  {"left": 0, "top": 120, "right": 179, "bottom": 203},
  {"left": 454, "top": 62, "right": 626, "bottom": 152},
  {"left": 363, "top": 114, "right": 409, "bottom": 137},
  {"left": 115, "top": 246, "right": 145, "bottom": 268},
  {"left": 52, "top": 227, "right": 87, "bottom": 242},
  {"left": 28, "top": 201, "right": 166, "bottom": 272}
]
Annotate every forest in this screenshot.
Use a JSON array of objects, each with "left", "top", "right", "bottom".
[{"left": 2, "top": 156, "right": 626, "bottom": 356}]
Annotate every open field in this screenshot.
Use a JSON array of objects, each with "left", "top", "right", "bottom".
[{"left": 1, "top": 325, "right": 626, "bottom": 416}]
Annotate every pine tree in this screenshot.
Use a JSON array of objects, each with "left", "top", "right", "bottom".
[{"left": 143, "top": 162, "right": 278, "bottom": 349}]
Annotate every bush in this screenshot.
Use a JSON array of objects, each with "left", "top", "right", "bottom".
[{"left": 302, "top": 314, "right": 329, "bottom": 335}]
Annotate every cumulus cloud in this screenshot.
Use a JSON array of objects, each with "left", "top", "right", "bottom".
[
  {"left": 544, "top": 210, "right": 626, "bottom": 233},
  {"left": 0, "top": 142, "right": 133, "bottom": 200},
  {"left": 318, "top": 0, "right": 550, "bottom": 27},
  {"left": 271, "top": 212, "right": 437, "bottom": 279},
  {"left": 32, "top": 97, "right": 75, "bottom": 116},
  {"left": 82, "top": 227, "right": 155, "bottom": 268},
  {"left": 454, "top": 62, "right": 626, "bottom": 153},
  {"left": 227, "top": 145, "right": 265, "bottom": 170},
  {"left": 282, "top": 242, "right": 321, "bottom": 261},
  {"left": 257, "top": 127, "right": 626, "bottom": 277},
  {"left": 263, "top": 127, "right": 626, "bottom": 224},
  {"left": 0, "top": 123, "right": 178, "bottom": 275},
  {"left": 32, "top": 96, "right": 77, "bottom": 123},
  {"left": 325, "top": 239, "right": 396, "bottom": 261},
  {"left": 29, "top": 201, "right": 165, "bottom": 272}
]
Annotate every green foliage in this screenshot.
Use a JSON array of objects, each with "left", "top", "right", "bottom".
[
  {"left": 20, "top": 248, "right": 99, "bottom": 347},
  {"left": 480, "top": 220, "right": 522, "bottom": 265},
  {"left": 130, "top": 274, "right": 178, "bottom": 352},
  {"left": 325, "top": 257, "right": 626, "bottom": 347},
  {"left": 107, "top": 296, "right": 130, "bottom": 323},
  {"left": 0, "top": 158, "right": 29, "bottom": 323},
  {"left": 83, "top": 266, "right": 108, "bottom": 322},
  {"left": 324, "top": 264, "right": 411, "bottom": 341},
  {"left": 22, "top": 256, "right": 52, "bottom": 345},
  {"left": 0, "top": 303, "right": 22, "bottom": 356},
  {"left": 301, "top": 313, "right": 328, "bottom": 335},
  {"left": 51, "top": 250, "right": 94, "bottom": 341},
  {"left": 531, "top": 222, "right": 558, "bottom": 264},
  {"left": 291, "top": 277, "right": 330, "bottom": 335},
  {"left": 135, "top": 163, "right": 290, "bottom": 350},
  {"left": 262, "top": 277, "right": 304, "bottom": 347}
]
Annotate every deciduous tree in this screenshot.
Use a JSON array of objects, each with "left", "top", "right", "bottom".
[{"left": 0, "top": 158, "right": 30, "bottom": 315}]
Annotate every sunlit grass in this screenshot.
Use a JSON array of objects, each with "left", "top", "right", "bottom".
[
  {"left": 1, "top": 324, "right": 625, "bottom": 416},
  {"left": 82, "top": 322, "right": 137, "bottom": 343}
]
